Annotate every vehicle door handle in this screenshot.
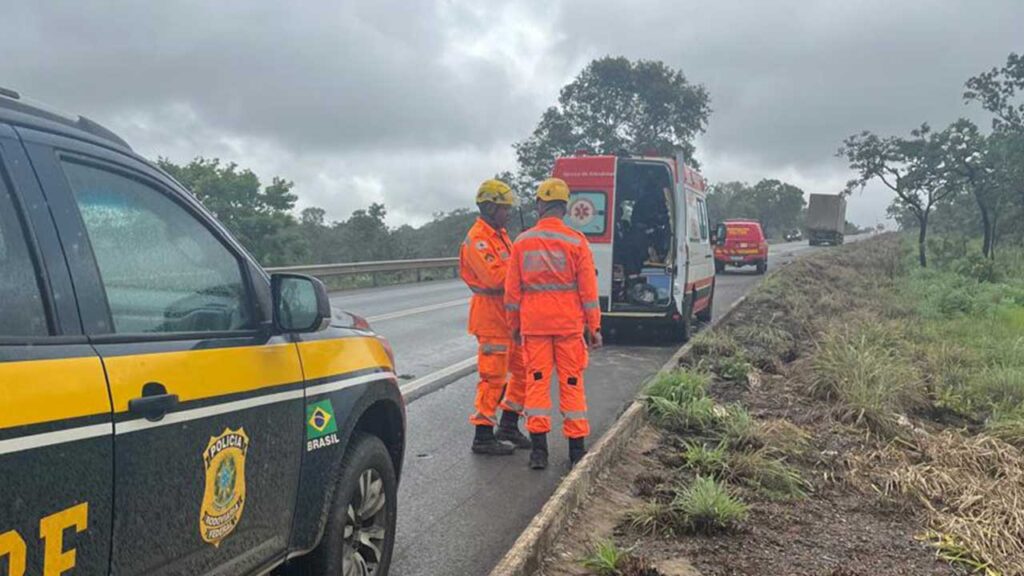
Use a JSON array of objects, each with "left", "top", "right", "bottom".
[
  {"left": 129, "top": 382, "right": 179, "bottom": 422},
  {"left": 705, "top": 254, "right": 713, "bottom": 259}
]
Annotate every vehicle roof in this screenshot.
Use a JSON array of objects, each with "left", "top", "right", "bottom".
[
  {"left": 0, "top": 88, "right": 133, "bottom": 153},
  {"left": 724, "top": 219, "right": 763, "bottom": 226}
]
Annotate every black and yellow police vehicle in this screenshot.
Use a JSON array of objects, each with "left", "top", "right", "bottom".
[{"left": 0, "top": 89, "right": 404, "bottom": 575}]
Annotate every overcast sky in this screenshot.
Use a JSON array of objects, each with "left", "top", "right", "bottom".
[{"left": 2, "top": 1, "right": 1022, "bottom": 227}]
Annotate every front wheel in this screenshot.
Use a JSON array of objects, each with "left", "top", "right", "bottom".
[{"left": 305, "top": 433, "right": 397, "bottom": 576}]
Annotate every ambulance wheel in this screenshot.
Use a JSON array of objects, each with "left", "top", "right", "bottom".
[
  {"left": 304, "top": 433, "right": 397, "bottom": 576},
  {"left": 674, "top": 297, "right": 694, "bottom": 342},
  {"left": 756, "top": 260, "right": 767, "bottom": 275},
  {"left": 696, "top": 281, "right": 714, "bottom": 323},
  {"left": 714, "top": 261, "right": 725, "bottom": 274}
]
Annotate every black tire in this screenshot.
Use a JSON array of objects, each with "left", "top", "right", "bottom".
[
  {"left": 305, "top": 433, "right": 397, "bottom": 576},
  {"left": 673, "top": 295, "right": 694, "bottom": 342},
  {"left": 714, "top": 260, "right": 725, "bottom": 274},
  {"left": 696, "top": 280, "right": 714, "bottom": 323},
  {"left": 756, "top": 260, "right": 767, "bottom": 275}
]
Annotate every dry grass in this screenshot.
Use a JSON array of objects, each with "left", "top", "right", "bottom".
[{"left": 856, "top": 430, "right": 1024, "bottom": 574}]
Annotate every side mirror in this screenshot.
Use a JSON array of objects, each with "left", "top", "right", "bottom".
[{"left": 271, "top": 273, "right": 331, "bottom": 333}]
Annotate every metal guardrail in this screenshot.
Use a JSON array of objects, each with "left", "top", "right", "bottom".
[{"left": 266, "top": 257, "right": 459, "bottom": 287}]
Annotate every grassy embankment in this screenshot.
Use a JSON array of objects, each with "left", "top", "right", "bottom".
[{"left": 575, "top": 235, "right": 1024, "bottom": 576}]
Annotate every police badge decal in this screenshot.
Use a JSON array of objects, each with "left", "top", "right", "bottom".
[{"left": 200, "top": 428, "right": 249, "bottom": 546}]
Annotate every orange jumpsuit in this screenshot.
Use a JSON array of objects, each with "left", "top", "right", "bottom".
[
  {"left": 504, "top": 216, "right": 601, "bottom": 439},
  {"left": 459, "top": 218, "right": 527, "bottom": 427}
]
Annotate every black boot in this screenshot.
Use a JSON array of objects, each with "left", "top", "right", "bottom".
[
  {"left": 472, "top": 425, "right": 515, "bottom": 456},
  {"left": 495, "top": 410, "right": 531, "bottom": 449},
  {"left": 569, "top": 437, "right": 587, "bottom": 467},
  {"left": 529, "top": 433, "right": 549, "bottom": 470}
]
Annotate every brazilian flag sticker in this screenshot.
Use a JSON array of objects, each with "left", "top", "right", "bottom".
[{"left": 306, "top": 400, "right": 338, "bottom": 440}]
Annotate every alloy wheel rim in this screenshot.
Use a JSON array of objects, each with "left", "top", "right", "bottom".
[{"left": 342, "top": 468, "right": 387, "bottom": 576}]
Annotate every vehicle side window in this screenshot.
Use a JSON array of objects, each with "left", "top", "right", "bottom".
[
  {"left": 62, "top": 160, "right": 252, "bottom": 334},
  {"left": 0, "top": 158, "right": 49, "bottom": 337},
  {"left": 565, "top": 191, "right": 607, "bottom": 236},
  {"left": 697, "top": 198, "right": 709, "bottom": 241},
  {"left": 687, "top": 195, "right": 701, "bottom": 241}
]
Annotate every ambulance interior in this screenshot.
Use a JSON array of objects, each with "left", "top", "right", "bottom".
[{"left": 611, "top": 161, "right": 676, "bottom": 310}]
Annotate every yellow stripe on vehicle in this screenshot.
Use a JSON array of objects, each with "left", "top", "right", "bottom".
[
  {"left": 104, "top": 344, "right": 303, "bottom": 413},
  {"left": 0, "top": 357, "right": 110, "bottom": 429},
  {"left": 297, "top": 336, "right": 393, "bottom": 381}
]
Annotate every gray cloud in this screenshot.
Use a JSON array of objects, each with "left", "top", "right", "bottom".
[{"left": 2, "top": 1, "right": 1021, "bottom": 228}]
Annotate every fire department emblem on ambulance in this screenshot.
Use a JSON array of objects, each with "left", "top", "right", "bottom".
[{"left": 200, "top": 428, "right": 249, "bottom": 546}]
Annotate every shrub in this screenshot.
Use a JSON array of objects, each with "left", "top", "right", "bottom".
[
  {"left": 680, "top": 441, "right": 728, "bottom": 477},
  {"left": 810, "top": 324, "right": 924, "bottom": 436},
  {"left": 726, "top": 450, "right": 808, "bottom": 500},
  {"left": 645, "top": 370, "right": 718, "bottom": 432},
  {"left": 673, "top": 476, "right": 748, "bottom": 532},
  {"left": 580, "top": 540, "right": 630, "bottom": 576},
  {"left": 625, "top": 501, "right": 679, "bottom": 537},
  {"left": 719, "top": 404, "right": 761, "bottom": 450}
]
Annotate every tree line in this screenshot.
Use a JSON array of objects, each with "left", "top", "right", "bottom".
[
  {"left": 840, "top": 53, "right": 1024, "bottom": 267},
  {"left": 163, "top": 56, "right": 823, "bottom": 266}
]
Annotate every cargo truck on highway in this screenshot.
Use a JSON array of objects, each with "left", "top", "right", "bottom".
[{"left": 806, "top": 193, "right": 847, "bottom": 246}]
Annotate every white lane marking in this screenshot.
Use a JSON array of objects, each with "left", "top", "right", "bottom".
[
  {"left": 367, "top": 298, "right": 468, "bottom": 323},
  {"left": 400, "top": 356, "right": 477, "bottom": 396},
  {"left": 0, "top": 423, "right": 113, "bottom": 457}
]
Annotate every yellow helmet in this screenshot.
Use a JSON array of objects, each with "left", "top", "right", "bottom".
[
  {"left": 476, "top": 179, "right": 515, "bottom": 206},
  {"left": 536, "top": 178, "right": 571, "bottom": 202}
]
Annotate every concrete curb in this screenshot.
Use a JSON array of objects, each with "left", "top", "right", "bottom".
[{"left": 488, "top": 293, "right": 749, "bottom": 576}]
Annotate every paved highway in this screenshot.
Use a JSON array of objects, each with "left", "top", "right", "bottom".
[{"left": 328, "top": 238, "right": 853, "bottom": 576}]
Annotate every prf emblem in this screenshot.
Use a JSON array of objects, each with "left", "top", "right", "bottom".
[{"left": 200, "top": 428, "right": 249, "bottom": 546}]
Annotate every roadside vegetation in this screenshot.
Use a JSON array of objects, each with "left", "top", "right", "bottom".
[{"left": 548, "top": 233, "right": 1023, "bottom": 576}]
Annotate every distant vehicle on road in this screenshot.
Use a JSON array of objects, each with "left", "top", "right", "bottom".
[
  {"left": 0, "top": 89, "right": 403, "bottom": 576},
  {"left": 807, "top": 193, "right": 847, "bottom": 245},
  {"left": 784, "top": 229, "right": 803, "bottom": 242},
  {"left": 554, "top": 152, "right": 715, "bottom": 340},
  {"left": 714, "top": 219, "right": 769, "bottom": 275}
]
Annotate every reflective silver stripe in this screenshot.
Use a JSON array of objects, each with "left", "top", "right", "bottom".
[
  {"left": 523, "top": 249, "right": 568, "bottom": 273},
  {"left": 525, "top": 408, "right": 551, "bottom": 418},
  {"left": 481, "top": 343, "right": 508, "bottom": 354},
  {"left": 582, "top": 300, "right": 600, "bottom": 309},
  {"left": 523, "top": 282, "right": 578, "bottom": 292},
  {"left": 470, "top": 286, "right": 504, "bottom": 296},
  {"left": 562, "top": 410, "right": 588, "bottom": 420},
  {"left": 502, "top": 400, "right": 524, "bottom": 412},
  {"left": 505, "top": 303, "right": 520, "bottom": 310},
  {"left": 518, "top": 229, "right": 581, "bottom": 245},
  {"left": 473, "top": 412, "right": 497, "bottom": 425}
]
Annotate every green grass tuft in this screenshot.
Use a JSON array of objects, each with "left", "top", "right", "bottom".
[{"left": 673, "top": 476, "right": 748, "bottom": 532}]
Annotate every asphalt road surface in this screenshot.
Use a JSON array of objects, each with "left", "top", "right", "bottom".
[{"left": 328, "top": 237, "right": 864, "bottom": 576}]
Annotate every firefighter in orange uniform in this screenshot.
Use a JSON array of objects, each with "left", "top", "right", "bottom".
[
  {"left": 505, "top": 178, "right": 602, "bottom": 470},
  {"left": 460, "top": 179, "right": 532, "bottom": 455}
]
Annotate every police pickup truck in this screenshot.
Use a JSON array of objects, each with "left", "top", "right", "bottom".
[{"left": 0, "top": 89, "right": 404, "bottom": 575}]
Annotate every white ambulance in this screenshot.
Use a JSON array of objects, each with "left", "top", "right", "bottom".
[{"left": 553, "top": 152, "right": 716, "bottom": 340}]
